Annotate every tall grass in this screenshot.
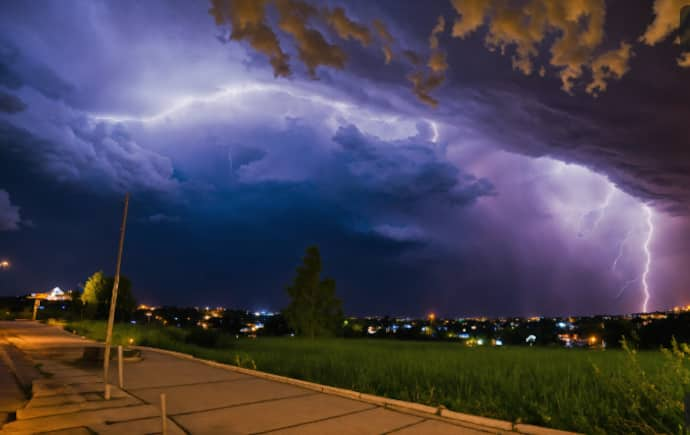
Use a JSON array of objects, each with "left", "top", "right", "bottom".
[{"left": 66, "top": 321, "right": 689, "bottom": 434}]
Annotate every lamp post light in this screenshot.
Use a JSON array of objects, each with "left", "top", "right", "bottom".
[{"left": 0, "top": 260, "right": 9, "bottom": 269}]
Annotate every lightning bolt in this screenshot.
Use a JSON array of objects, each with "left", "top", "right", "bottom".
[
  {"left": 428, "top": 119, "right": 440, "bottom": 143},
  {"left": 591, "top": 185, "right": 615, "bottom": 230},
  {"left": 577, "top": 184, "right": 615, "bottom": 237},
  {"left": 641, "top": 204, "right": 653, "bottom": 312},
  {"left": 615, "top": 277, "right": 638, "bottom": 299},
  {"left": 91, "top": 83, "right": 399, "bottom": 125},
  {"left": 611, "top": 229, "right": 632, "bottom": 273}
]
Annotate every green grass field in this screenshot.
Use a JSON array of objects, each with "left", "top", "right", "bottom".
[{"left": 64, "top": 321, "right": 689, "bottom": 434}]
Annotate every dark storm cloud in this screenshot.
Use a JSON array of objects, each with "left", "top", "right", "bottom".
[
  {"left": 0, "top": 119, "right": 176, "bottom": 194},
  {"left": 332, "top": 124, "right": 494, "bottom": 206},
  {"left": 0, "top": 92, "right": 25, "bottom": 113},
  {"left": 443, "top": 78, "right": 690, "bottom": 214},
  {"left": 0, "top": 41, "right": 73, "bottom": 100},
  {"left": 1, "top": 0, "right": 688, "bottom": 316},
  {"left": 0, "top": 189, "right": 21, "bottom": 231},
  {"left": 144, "top": 213, "right": 182, "bottom": 224}
]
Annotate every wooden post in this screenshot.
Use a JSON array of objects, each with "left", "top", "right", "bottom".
[
  {"left": 103, "top": 193, "right": 129, "bottom": 398},
  {"left": 160, "top": 393, "right": 168, "bottom": 435},
  {"left": 685, "top": 393, "right": 690, "bottom": 433},
  {"left": 117, "top": 345, "right": 124, "bottom": 389}
]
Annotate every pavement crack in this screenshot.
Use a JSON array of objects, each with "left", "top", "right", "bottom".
[
  {"left": 169, "top": 391, "right": 320, "bottom": 417},
  {"left": 251, "top": 404, "right": 379, "bottom": 434},
  {"left": 127, "top": 375, "right": 256, "bottom": 392}
]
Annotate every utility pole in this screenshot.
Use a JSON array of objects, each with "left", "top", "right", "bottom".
[{"left": 103, "top": 193, "right": 129, "bottom": 398}]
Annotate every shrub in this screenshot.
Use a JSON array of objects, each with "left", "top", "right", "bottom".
[{"left": 185, "top": 327, "right": 221, "bottom": 348}]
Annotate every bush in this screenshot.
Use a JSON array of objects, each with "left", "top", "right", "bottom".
[{"left": 185, "top": 327, "right": 221, "bottom": 348}]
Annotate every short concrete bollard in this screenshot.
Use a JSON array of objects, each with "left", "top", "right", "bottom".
[
  {"left": 160, "top": 393, "right": 168, "bottom": 435},
  {"left": 104, "top": 383, "right": 111, "bottom": 400},
  {"left": 117, "top": 345, "right": 124, "bottom": 389}
]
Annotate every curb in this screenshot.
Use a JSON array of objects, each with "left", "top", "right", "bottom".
[{"left": 132, "top": 345, "right": 581, "bottom": 435}]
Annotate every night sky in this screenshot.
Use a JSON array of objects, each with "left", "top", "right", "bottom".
[{"left": 1, "top": 0, "right": 689, "bottom": 317}]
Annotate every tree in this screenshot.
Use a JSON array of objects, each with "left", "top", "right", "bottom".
[
  {"left": 81, "top": 271, "right": 136, "bottom": 320},
  {"left": 284, "top": 246, "right": 343, "bottom": 338},
  {"left": 82, "top": 271, "right": 106, "bottom": 319}
]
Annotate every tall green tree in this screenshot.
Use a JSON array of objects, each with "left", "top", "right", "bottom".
[
  {"left": 285, "top": 246, "right": 343, "bottom": 338},
  {"left": 81, "top": 271, "right": 136, "bottom": 320},
  {"left": 82, "top": 271, "right": 106, "bottom": 319}
]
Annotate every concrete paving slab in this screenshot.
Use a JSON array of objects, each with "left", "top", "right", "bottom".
[
  {"left": 17, "top": 395, "right": 141, "bottom": 419},
  {"left": 36, "top": 427, "right": 93, "bottom": 435},
  {"left": 133, "top": 377, "right": 313, "bottom": 415},
  {"left": 32, "top": 381, "right": 128, "bottom": 399},
  {"left": 0, "top": 349, "right": 28, "bottom": 415},
  {"left": 389, "top": 419, "right": 495, "bottom": 434},
  {"left": 108, "top": 350, "right": 249, "bottom": 389},
  {"left": 26, "top": 394, "right": 88, "bottom": 408},
  {"left": 175, "top": 392, "right": 375, "bottom": 434},
  {"left": 91, "top": 416, "right": 186, "bottom": 435},
  {"left": 0, "top": 404, "right": 161, "bottom": 433},
  {"left": 265, "top": 406, "right": 424, "bottom": 435}
]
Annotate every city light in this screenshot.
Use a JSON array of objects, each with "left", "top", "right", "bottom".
[{"left": 0, "top": 260, "right": 9, "bottom": 269}]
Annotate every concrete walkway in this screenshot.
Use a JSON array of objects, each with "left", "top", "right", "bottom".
[{"left": 0, "top": 321, "right": 576, "bottom": 435}]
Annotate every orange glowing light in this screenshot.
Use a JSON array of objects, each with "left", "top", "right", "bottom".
[{"left": 428, "top": 313, "right": 436, "bottom": 321}]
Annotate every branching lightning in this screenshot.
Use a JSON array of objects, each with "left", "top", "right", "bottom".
[
  {"left": 615, "top": 278, "right": 638, "bottom": 299},
  {"left": 641, "top": 204, "right": 653, "bottom": 312},
  {"left": 577, "top": 184, "right": 615, "bottom": 238},
  {"left": 591, "top": 185, "right": 615, "bottom": 231},
  {"left": 91, "top": 83, "right": 400, "bottom": 125},
  {"left": 578, "top": 184, "right": 655, "bottom": 311},
  {"left": 608, "top": 203, "right": 654, "bottom": 311},
  {"left": 611, "top": 229, "right": 632, "bottom": 273}
]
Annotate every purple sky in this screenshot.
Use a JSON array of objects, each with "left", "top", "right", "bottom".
[{"left": 0, "top": 0, "right": 689, "bottom": 317}]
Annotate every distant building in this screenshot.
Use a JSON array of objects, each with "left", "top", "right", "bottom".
[{"left": 29, "top": 287, "right": 72, "bottom": 301}]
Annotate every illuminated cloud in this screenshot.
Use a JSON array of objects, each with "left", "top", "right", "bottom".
[
  {"left": 586, "top": 42, "right": 634, "bottom": 96},
  {"left": 276, "top": 0, "right": 347, "bottom": 78},
  {"left": 1, "top": 90, "right": 177, "bottom": 193},
  {"left": 0, "top": 189, "right": 21, "bottom": 231},
  {"left": 679, "top": 52, "right": 690, "bottom": 67},
  {"left": 449, "top": 0, "right": 633, "bottom": 95},
  {"left": 429, "top": 15, "right": 445, "bottom": 50},
  {"left": 407, "top": 71, "right": 445, "bottom": 107},
  {"left": 209, "top": 0, "right": 291, "bottom": 77},
  {"left": 373, "top": 19, "right": 394, "bottom": 64},
  {"left": 210, "top": 0, "right": 376, "bottom": 78},
  {"left": 403, "top": 50, "right": 423, "bottom": 66},
  {"left": 640, "top": 0, "right": 688, "bottom": 45},
  {"left": 408, "top": 16, "right": 448, "bottom": 107},
  {"left": 326, "top": 7, "right": 371, "bottom": 47}
]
